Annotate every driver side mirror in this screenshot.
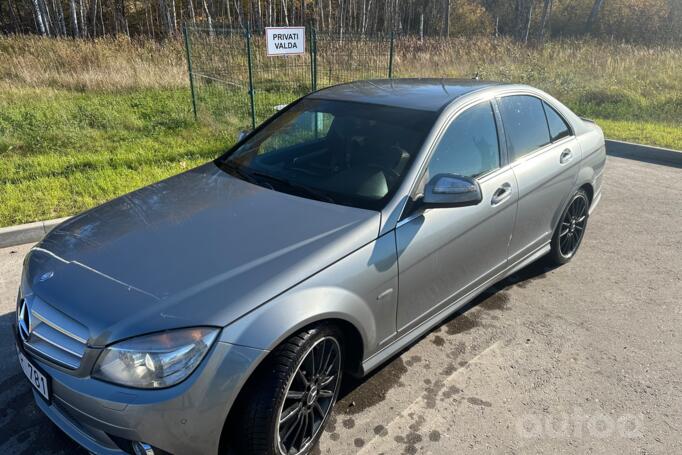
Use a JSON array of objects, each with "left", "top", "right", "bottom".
[{"left": 422, "top": 173, "right": 482, "bottom": 208}]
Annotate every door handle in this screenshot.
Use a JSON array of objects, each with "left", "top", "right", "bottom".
[
  {"left": 491, "top": 182, "right": 512, "bottom": 206},
  {"left": 560, "top": 148, "right": 574, "bottom": 164}
]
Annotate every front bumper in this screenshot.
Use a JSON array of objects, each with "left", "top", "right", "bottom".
[{"left": 17, "top": 333, "right": 266, "bottom": 455}]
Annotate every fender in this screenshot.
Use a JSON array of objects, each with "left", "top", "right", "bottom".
[
  {"left": 219, "top": 232, "right": 399, "bottom": 364},
  {"left": 552, "top": 121, "right": 606, "bottom": 231}
]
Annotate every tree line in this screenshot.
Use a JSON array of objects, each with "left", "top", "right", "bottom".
[{"left": 1, "top": 0, "right": 680, "bottom": 43}]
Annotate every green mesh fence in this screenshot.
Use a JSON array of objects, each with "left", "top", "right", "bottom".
[
  {"left": 248, "top": 29, "right": 313, "bottom": 126},
  {"left": 184, "top": 24, "right": 393, "bottom": 129},
  {"left": 314, "top": 32, "right": 393, "bottom": 88},
  {"left": 183, "top": 25, "right": 253, "bottom": 129}
]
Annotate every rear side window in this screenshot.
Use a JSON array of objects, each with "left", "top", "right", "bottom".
[
  {"left": 543, "top": 102, "right": 572, "bottom": 142},
  {"left": 498, "top": 95, "right": 550, "bottom": 161}
]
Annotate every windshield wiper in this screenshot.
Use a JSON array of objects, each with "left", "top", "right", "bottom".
[
  {"left": 250, "top": 171, "right": 336, "bottom": 204},
  {"left": 221, "top": 161, "right": 259, "bottom": 185},
  {"left": 221, "top": 162, "right": 335, "bottom": 203}
]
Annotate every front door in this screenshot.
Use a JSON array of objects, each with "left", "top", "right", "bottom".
[{"left": 395, "top": 101, "right": 517, "bottom": 331}]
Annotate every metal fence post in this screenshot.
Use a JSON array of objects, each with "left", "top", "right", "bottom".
[
  {"left": 183, "top": 23, "right": 198, "bottom": 121},
  {"left": 312, "top": 28, "right": 318, "bottom": 92},
  {"left": 388, "top": 30, "right": 395, "bottom": 79},
  {"left": 245, "top": 25, "right": 257, "bottom": 129},
  {"left": 308, "top": 27, "right": 314, "bottom": 93}
]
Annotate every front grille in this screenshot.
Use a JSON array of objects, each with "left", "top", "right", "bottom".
[{"left": 21, "top": 295, "right": 89, "bottom": 369}]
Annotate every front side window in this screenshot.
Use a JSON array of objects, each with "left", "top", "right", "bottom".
[
  {"left": 543, "top": 102, "right": 572, "bottom": 142},
  {"left": 427, "top": 101, "right": 501, "bottom": 180},
  {"left": 218, "top": 99, "right": 436, "bottom": 210},
  {"left": 498, "top": 95, "right": 551, "bottom": 161}
]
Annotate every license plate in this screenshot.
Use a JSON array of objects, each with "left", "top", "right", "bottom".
[{"left": 17, "top": 348, "right": 51, "bottom": 402}]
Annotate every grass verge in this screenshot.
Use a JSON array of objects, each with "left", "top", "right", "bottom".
[
  {"left": 1, "top": 36, "right": 680, "bottom": 227},
  {"left": 0, "top": 88, "right": 232, "bottom": 226}
]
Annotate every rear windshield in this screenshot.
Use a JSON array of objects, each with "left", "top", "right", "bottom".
[{"left": 217, "top": 99, "right": 436, "bottom": 211}]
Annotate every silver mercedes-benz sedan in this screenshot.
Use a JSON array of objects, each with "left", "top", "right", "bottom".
[{"left": 14, "top": 79, "right": 605, "bottom": 455}]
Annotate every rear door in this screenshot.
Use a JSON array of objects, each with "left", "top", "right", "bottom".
[
  {"left": 395, "top": 100, "right": 517, "bottom": 331},
  {"left": 497, "top": 95, "right": 581, "bottom": 263}
]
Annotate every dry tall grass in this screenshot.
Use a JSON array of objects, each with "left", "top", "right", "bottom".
[
  {"left": 2, "top": 34, "right": 680, "bottom": 101},
  {"left": 395, "top": 37, "right": 682, "bottom": 101},
  {"left": 0, "top": 36, "right": 186, "bottom": 91}
]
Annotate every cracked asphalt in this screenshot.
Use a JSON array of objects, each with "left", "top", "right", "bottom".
[{"left": 1, "top": 155, "right": 680, "bottom": 454}]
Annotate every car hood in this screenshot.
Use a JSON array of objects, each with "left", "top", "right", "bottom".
[{"left": 26, "top": 163, "right": 380, "bottom": 346}]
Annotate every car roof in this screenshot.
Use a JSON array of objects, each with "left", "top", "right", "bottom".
[{"left": 308, "top": 78, "right": 504, "bottom": 112}]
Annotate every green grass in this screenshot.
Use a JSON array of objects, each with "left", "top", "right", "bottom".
[
  {"left": 564, "top": 88, "right": 682, "bottom": 150},
  {"left": 1, "top": 84, "right": 680, "bottom": 228},
  {"left": 0, "top": 88, "right": 233, "bottom": 226},
  {"left": 0, "top": 71, "right": 322, "bottom": 227},
  {"left": 596, "top": 119, "right": 682, "bottom": 151},
  {"left": 1, "top": 35, "right": 681, "bottom": 227}
]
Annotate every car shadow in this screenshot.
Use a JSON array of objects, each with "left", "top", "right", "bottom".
[
  {"left": 0, "top": 312, "right": 86, "bottom": 454},
  {"left": 334, "top": 258, "right": 557, "bottom": 409}
]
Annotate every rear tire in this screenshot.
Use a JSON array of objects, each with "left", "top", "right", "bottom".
[
  {"left": 547, "top": 189, "right": 590, "bottom": 266},
  {"left": 239, "top": 324, "right": 343, "bottom": 455}
]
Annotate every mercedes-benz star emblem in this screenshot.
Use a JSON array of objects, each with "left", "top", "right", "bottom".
[{"left": 18, "top": 299, "right": 31, "bottom": 342}]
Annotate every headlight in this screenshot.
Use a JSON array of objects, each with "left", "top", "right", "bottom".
[{"left": 92, "top": 327, "right": 219, "bottom": 389}]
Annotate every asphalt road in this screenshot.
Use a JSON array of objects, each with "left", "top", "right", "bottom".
[{"left": 1, "top": 155, "right": 680, "bottom": 454}]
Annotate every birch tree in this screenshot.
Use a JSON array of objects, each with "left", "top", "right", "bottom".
[
  {"left": 585, "top": 0, "right": 605, "bottom": 33},
  {"left": 537, "top": 0, "right": 552, "bottom": 41},
  {"left": 202, "top": 0, "right": 214, "bottom": 35},
  {"left": 89, "top": 0, "right": 97, "bottom": 36},
  {"left": 31, "top": 0, "right": 47, "bottom": 35},
  {"left": 78, "top": 0, "right": 87, "bottom": 37},
  {"left": 69, "top": 0, "right": 79, "bottom": 36},
  {"left": 53, "top": 0, "right": 67, "bottom": 35},
  {"left": 7, "top": 0, "right": 24, "bottom": 33},
  {"left": 0, "top": 0, "right": 675, "bottom": 44}
]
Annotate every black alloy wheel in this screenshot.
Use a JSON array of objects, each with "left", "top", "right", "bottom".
[
  {"left": 276, "top": 336, "right": 341, "bottom": 455},
  {"left": 559, "top": 192, "right": 589, "bottom": 258},
  {"left": 237, "top": 325, "right": 343, "bottom": 455},
  {"left": 547, "top": 189, "right": 590, "bottom": 266}
]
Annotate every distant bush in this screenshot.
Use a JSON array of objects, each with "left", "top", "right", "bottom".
[
  {"left": 598, "top": 0, "right": 671, "bottom": 42},
  {"left": 449, "top": 0, "right": 495, "bottom": 37},
  {"left": 552, "top": 0, "right": 675, "bottom": 43}
]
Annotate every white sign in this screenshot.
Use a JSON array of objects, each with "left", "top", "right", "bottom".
[{"left": 266, "top": 27, "right": 305, "bottom": 56}]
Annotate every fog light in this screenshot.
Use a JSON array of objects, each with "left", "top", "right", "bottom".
[{"left": 132, "top": 442, "right": 155, "bottom": 455}]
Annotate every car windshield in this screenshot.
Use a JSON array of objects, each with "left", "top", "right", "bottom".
[{"left": 217, "top": 99, "right": 436, "bottom": 210}]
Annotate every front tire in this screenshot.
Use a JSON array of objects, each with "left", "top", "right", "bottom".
[
  {"left": 547, "top": 189, "right": 590, "bottom": 266},
  {"left": 240, "top": 325, "right": 343, "bottom": 455}
]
